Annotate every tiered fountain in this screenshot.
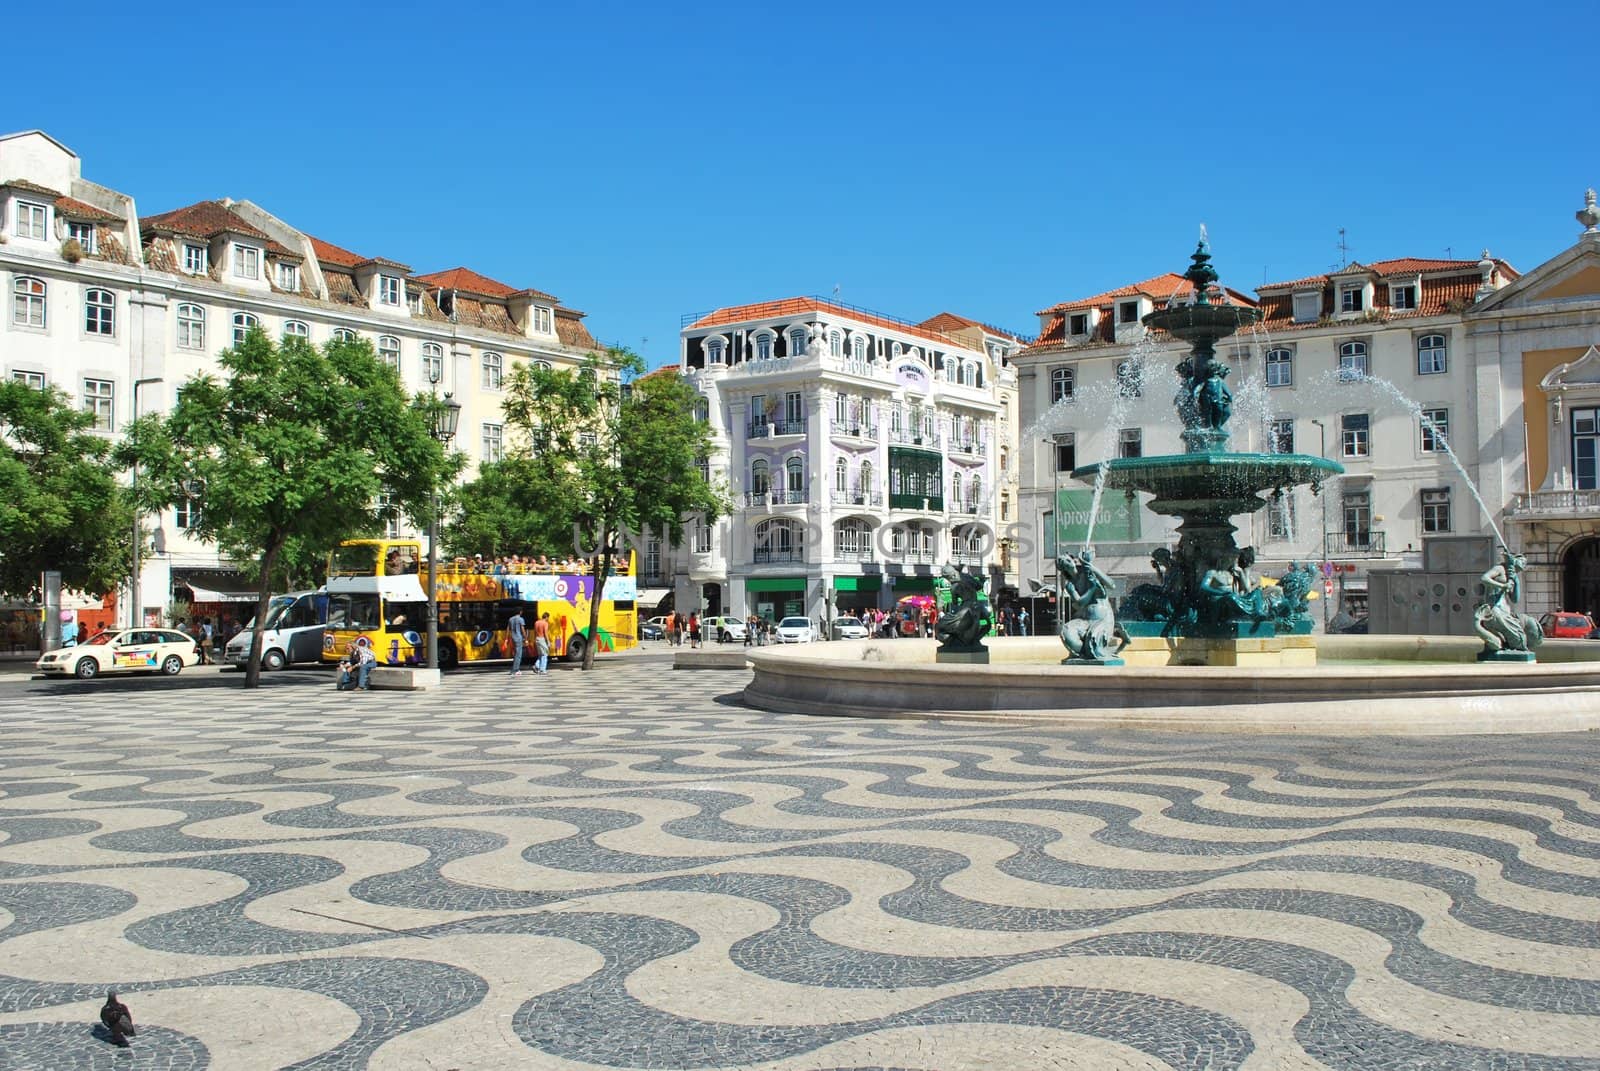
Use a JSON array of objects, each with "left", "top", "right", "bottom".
[{"left": 1069, "top": 239, "right": 1342, "bottom": 666}]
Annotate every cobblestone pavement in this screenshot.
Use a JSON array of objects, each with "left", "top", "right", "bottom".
[{"left": 2, "top": 657, "right": 1599, "bottom": 1069}]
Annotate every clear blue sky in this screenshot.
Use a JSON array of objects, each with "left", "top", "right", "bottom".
[{"left": 11, "top": 1, "right": 1596, "bottom": 366}]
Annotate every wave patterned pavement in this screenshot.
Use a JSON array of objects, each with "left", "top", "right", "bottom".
[{"left": 1, "top": 657, "right": 1599, "bottom": 1069}]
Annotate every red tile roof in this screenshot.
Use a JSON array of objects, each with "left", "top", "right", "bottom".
[
  {"left": 54, "top": 195, "right": 122, "bottom": 223},
  {"left": 412, "top": 266, "right": 558, "bottom": 304},
  {"left": 918, "top": 311, "right": 1029, "bottom": 343},
  {"left": 688, "top": 296, "right": 970, "bottom": 350},
  {"left": 1260, "top": 257, "right": 1520, "bottom": 292},
  {"left": 140, "top": 200, "right": 269, "bottom": 241},
  {"left": 308, "top": 235, "right": 364, "bottom": 268},
  {"left": 1038, "top": 273, "right": 1255, "bottom": 315}
]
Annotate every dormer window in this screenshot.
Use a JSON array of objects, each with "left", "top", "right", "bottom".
[
  {"left": 1118, "top": 300, "right": 1140, "bottom": 324},
  {"left": 66, "top": 221, "right": 97, "bottom": 254},
  {"left": 533, "top": 305, "right": 552, "bottom": 333},
  {"left": 14, "top": 200, "right": 47, "bottom": 240},
  {"left": 706, "top": 338, "right": 725, "bottom": 365},
  {"left": 851, "top": 335, "right": 867, "bottom": 363},
  {"left": 234, "top": 244, "right": 260, "bottom": 280},
  {"left": 276, "top": 262, "right": 300, "bottom": 291},
  {"left": 1391, "top": 283, "right": 1417, "bottom": 310},
  {"left": 1068, "top": 313, "right": 1089, "bottom": 336},
  {"left": 756, "top": 333, "right": 773, "bottom": 360},
  {"left": 378, "top": 275, "right": 401, "bottom": 306},
  {"left": 1292, "top": 291, "right": 1320, "bottom": 323},
  {"left": 407, "top": 291, "right": 422, "bottom": 314},
  {"left": 829, "top": 330, "right": 842, "bottom": 357},
  {"left": 183, "top": 244, "right": 207, "bottom": 275},
  {"left": 790, "top": 327, "right": 808, "bottom": 356},
  {"left": 1339, "top": 284, "right": 1363, "bottom": 313}
]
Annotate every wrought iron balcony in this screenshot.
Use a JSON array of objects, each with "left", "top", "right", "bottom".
[
  {"left": 1324, "top": 531, "right": 1388, "bottom": 557},
  {"left": 887, "top": 426, "right": 940, "bottom": 447},
  {"left": 829, "top": 421, "right": 879, "bottom": 440},
  {"left": 753, "top": 548, "right": 805, "bottom": 564},
  {"left": 747, "top": 419, "right": 806, "bottom": 439},
  {"left": 948, "top": 438, "right": 987, "bottom": 457},
  {"left": 745, "top": 489, "right": 808, "bottom": 507},
  {"left": 830, "top": 488, "right": 884, "bottom": 507},
  {"left": 951, "top": 552, "right": 985, "bottom": 567}
]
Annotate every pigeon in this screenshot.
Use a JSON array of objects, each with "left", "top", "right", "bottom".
[{"left": 99, "top": 991, "right": 135, "bottom": 1048}]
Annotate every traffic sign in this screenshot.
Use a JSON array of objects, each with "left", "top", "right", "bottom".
[
  {"left": 1323, "top": 579, "right": 1335, "bottom": 597},
  {"left": 1321, "top": 561, "right": 1334, "bottom": 578}
]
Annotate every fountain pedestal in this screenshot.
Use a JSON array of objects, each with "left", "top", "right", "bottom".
[
  {"left": 936, "top": 649, "right": 991, "bottom": 665},
  {"left": 1120, "top": 633, "right": 1318, "bottom": 668}
]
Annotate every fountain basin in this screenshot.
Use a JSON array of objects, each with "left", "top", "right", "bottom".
[
  {"left": 743, "top": 638, "right": 1600, "bottom": 734},
  {"left": 1071, "top": 452, "right": 1343, "bottom": 512}
]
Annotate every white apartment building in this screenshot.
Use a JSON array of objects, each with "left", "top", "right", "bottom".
[
  {"left": 667, "top": 297, "right": 1014, "bottom": 625},
  {"left": 0, "top": 129, "right": 603, "bottom": 627}
]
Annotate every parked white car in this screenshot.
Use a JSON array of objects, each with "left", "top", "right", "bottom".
[
  {"left": 831, "top": 616, "right": 869, "bottom": 640},
  {"left": 702, "top": 616, "right": 747, "bottom": 643},
  {"left": 773, "top": 616, "right": 819, "bottom": 644},
  {"left": 36, "top": 628, "right": 201, "bottom": 680}
]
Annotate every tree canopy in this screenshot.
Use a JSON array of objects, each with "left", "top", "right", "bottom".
[
  {"left": 0, "top": 380, "right": 134, "bottom": 598},
  {"left": 449, "top": 347, "right": 723, "bottom": 668},
  {"left": 116, "top": 330, "right": 458, "bottom": 686}
]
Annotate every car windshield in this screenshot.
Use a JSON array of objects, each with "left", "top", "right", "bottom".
[
  {"left": 257, "top": 595, "right": 298, "bottom": 630},
  {"left": 779, "top": 617, "right": 810, "bottom": 628},
  {"left": 82, "top": 631, "right": 115, "bottom": 646}
]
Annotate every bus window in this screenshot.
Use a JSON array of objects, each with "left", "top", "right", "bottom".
[
  {"left": 329, "top": 543, "right": 380, "bottom": 577},
  {"left": 280, "top": 596, "right": 324, "bottom": 630},
  {"left": 383, "top": 545, "right": 420, "bottom": 576},
  {"left": 384, "top": 601, "right": 428, "bottom": 630},
  {"left": 328, "top": 594, "right": 381, "bottom": 631}
]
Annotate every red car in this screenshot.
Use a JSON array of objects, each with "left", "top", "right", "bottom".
[{"left": 1539, "top": 612, "right": 1598, "bottom": 639}]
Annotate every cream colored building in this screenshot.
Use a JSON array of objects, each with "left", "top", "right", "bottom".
[{"left": 0, "top": 129, "right": 602, "bottom": 624}]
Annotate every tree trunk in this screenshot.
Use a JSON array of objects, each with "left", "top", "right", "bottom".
[
  {"left": 243, "top": 541, "right": 282, "bottom": 689},
  {"left": 582, "top": 526, "right": 613, "bottom": 671}
]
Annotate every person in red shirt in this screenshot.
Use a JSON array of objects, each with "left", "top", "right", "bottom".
[{"left": 533, "top": 612, "right": 552, "bottom": 674}]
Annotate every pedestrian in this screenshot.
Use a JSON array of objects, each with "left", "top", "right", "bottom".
[
  {"left": 508, "top": 606, "right": 526, "bottom": 676},
  {"left": 533, "top": 612, "right": 552, "bottom": 674},
  {"left": 743, "top": 614, "right": 754, "bottom": 647},
  {"left": 1017, "top": 608, "right": 1029, "bottom": 637},
  {"left": 194, "top": 619, "right": 210, "bottom": 665},
  {"left": 688, "top": 612, "right": 701, "bottom": 649}
]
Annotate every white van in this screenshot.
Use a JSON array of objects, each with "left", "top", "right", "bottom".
[{"left": 225, "top": 590, "right": 328, "bottom": 670}]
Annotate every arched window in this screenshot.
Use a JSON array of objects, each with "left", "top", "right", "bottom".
[
  {"left": 1417, "top": 334, "right": 1447, "bottom": 375},
  {"left": 942, "top": 356, "right": 958, "bottom": 382},
  {"left": 890, "top": 407, "right": 903, "bottom": 434},
  {"left": 378, "top": 335, "right": 401, "bottom": 371},
  {"left": 754, "top": 518, "right": 802, "bottom": 561},
  {"left": 834, "top": 457, "right": 847, "bottom": 494},
  {"left": 755, "top": 332, "right": 773, "bottom": 360},
  {"left": 706, "top": 338, "right": 725, "bottom": 365},
  {"left": 829, "top": 329, "right": 842, "bottom": 357},
  {"left": 835, "top": 518, "right": 872, "bottom": 558},
  {"left": 859, "top": 459, "right": 873, "bottom": 495},
  {"left": 950, "top": 471, "right": 963, "bottom": 509},
  {"left": 1050, "top": 366, "right": 1074, "bottom": 403},
  {"left": 177, "top": 303, "right": 204, "bottom": 349},
  {"left": 693, "top": 398, "right": 709, "bottom": 422},
  {"left": 282, "top": 320, "right": 310, "bottom": 339},
  {"left": 331, "top": 327, "right": 357, "bottom": 342},
  {"left": 751, "top": 459, "right": 769, "bottom": 495},
  {"left": 531, "top": 360, "right": 552, "bottom": 372},
  {"left": 852, "top": 335, "right": 867, "bottom": 363},
  {"left": 1338, "top": 340, "right": 1369, "bottom": 380},
  {"left": 789, "top": 328, "right": 808, "bottom": 356},
  {"left": 969, "top": 474, "right": 982, "bottom": 510},
  {"left": 1264, "top": 347, "right": 1292, "bottom": 387},
  {"left": 785, "top": 455, "right": 804, "bottom": 497},
  {"left": 11, "top": 276, "right": 46, "bottom": 328},
  {"left": 890, "top": 341, "right": 903, "bottom": 359},
  {"left": 482, "top": 350, "right": 503, "bottom": 390},
  {"left": 961, "top": 362, "right": 977, "bottom": 387},
  {"left": 421, "top": 342, "right": 444, "bottom": 384},
  {"left": 231, "top": 312, "right": 258, "bottom": 345},
  {"left": 84, "top": 288, "right": 114, "bottom": 336}
]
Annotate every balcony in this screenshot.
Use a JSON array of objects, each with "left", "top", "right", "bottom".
[
  {"left": 831, "top": 487, "right": 884, "bottom": 508},
  {"left": 950, "top": 501, "right": 982, "bottom": 516},
  {"left": 951, "top": 552, "right": 985, "bottom": 567},
  {"left": 829, "top": 421, "right": 879, "bottom": 441},
  {"left": 948, "top": 437, "right": 987, "bottom": 458},
  {"left": 753, "top": 547, "right": 804, "bottom": 564},
  {"left": 1506, "top": 488, "right": 1600, "bottom": 521},
  {"left": 898, "top": 548, "right": 937, "bottom": 563},
  {"left": 834, "top": 546, "right": 875, "bottom": 562},
  {"left": 747, "top": 419, "right": 806, "bottom": 439},
  {"left": 887, "top": 426, "right": 940, "bottom": 447},
  {"left": 1324, "top": 531, "right": 1388, "bottom": 558},
  {"left": 745, "top": 489, "right": 808, "bottom": 508}
]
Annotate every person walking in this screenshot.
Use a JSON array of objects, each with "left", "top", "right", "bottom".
[
  {"left": 688, "top": 612, "right": 701, "bottom": 649},
  {"left": 743, "top": 614, "right": 755, "bottom": 647},
  {"left": 533, "top": 612, "right": 552, "bottom": 674},
  {"left": 1017, "top": 607, "right": 1030, "bottom": 637},
  {"left": 508, "top": 606, "right": 527, "bottom": 676},
  {"left": 193, "top": 619, "right": 211, "bottom": 665}
]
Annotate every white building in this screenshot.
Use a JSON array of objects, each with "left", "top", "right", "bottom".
[
  {"left": 0, "top": 129, "right": 603, "bottom": 627},
  {"left": 668, "top": 296, "right": 1013, "bottom": 625}
]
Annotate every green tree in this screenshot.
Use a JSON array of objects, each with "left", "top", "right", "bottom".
[
  {"left": 449, "top": 347, "right": 723, "bottom": 669},
  {"left": 116, "top": 330, "right": 457, "bottom": 687},
  {"left": 0, "top": 379, "right": 134, "bottom": 598}
]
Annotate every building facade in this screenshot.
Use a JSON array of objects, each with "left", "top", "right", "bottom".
[
  {"left": 670, "top": 297, "right": 1013, "bottom": 625},
  {"left": 1, "top": 129, "right": 602, "bottom": 626}
]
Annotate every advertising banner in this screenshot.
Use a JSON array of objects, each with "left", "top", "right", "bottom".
[{"left": 1055, "top": 489, "right": 1141, "bottom": 545}]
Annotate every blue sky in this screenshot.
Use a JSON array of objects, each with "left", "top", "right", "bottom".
[{"left": 11, "top": 1, "right": 1596, "bottom": 366}]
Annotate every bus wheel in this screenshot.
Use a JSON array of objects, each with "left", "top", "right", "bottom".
[
  {"left": 438, "top": 641, "right": 459, "bottom": 671},
  {"left": 565, "top": 633, "right": 587, "bottom": 664},
  {"left": 263, "top": 649, "right": 287, "bottom": 671}
]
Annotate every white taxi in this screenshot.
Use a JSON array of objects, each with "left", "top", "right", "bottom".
[{"left": 36, "top": 628, "right": 201, "bottom": 680}]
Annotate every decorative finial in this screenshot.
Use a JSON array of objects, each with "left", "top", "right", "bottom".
[
  {"left": 1579, "top": 189, "right": 1600, "bottom": 234},
  {"left": 1185, "top": 230, "right": 1219, "bottom": 306}
]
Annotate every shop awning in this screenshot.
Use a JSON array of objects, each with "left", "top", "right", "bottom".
[
  {"left": 833, "top": 576, "right": 882, "bottom": 593},
  {"left": 745, "top": 577, "right": 806, "bottom": 593},
  {"left": 183, "top": 584, "right": 261, "bottom": 603},
  {"left": 893, "top": 576, "right": 936, "bottom": 593},
  {"left": 633, "top": 587, "right": 673, "bottom": 609},
  {"left": 173, "top": 569, "right": 260, "bottom": 603}
]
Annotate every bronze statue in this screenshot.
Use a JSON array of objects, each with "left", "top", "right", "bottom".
[
  {"left": 934, "top": 563, "right": 991, "bottom": 651},
  {"left": 1473, "top": 547, "right": 1542, "bottom": 659},
  {"left": 1057, "top": 549, "right": 1125, "bottom": 663}
]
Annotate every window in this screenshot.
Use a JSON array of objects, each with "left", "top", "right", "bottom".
[
  {"left": 378, "top": 275, "right": 401, "bottom": 306},
  {"left": 1391, "top": 284, "right": 1417, "bottom": 310},
  {"left": 482, "top": 351, "right": 503, "bottom": 390},
  {"left": 693, "top": 398, "right": 709, "bottom": 423},
  {"left": 1420, "top": 407, "right": 1449, "bottom": 453},
  {"left": 84, "top": 288, "right": 114, "bottom": 336},
  {"left": 11, "top": 370, "right": 45, "bottom": 389},
  {"left": 830, "top": 330, "right": 842, "bottom": 357},
  {"left": 1269, "top": 418, "right": 1294, "bottom": 454},
  {"left": 706, "top": 338, "right": 725, "bottom": 364},
  {"left": 1054, "top": 433, "right": 1076, "bottom": 472},
  {"left": 754, "top": 519, "right": 802, "bottom": 562},
  {"left": 1118, "top": 300, "right": 1139, "bottom": 324},
  {"left": 790, "top": 328, "right": 808, "bottom": 356},
  {"left": 851, "top": 335, "right": 866, "bottom": 363},
  {"left": 177, "top": 303, "right": 204, "bottom": 349},
  {"left": 1267, "top": 492, "right": 1295, "bottom": 541},
  {"left": 1000, "top": 492, "right": 1010, "bottom": 521},
  {"left": 175, "top": 483, "right": 203, "bottom": 530},
  {"left": 887, "top": 447, "right": 943, "bottom": 510},
  {"left": 1339, "top": 284, "right": 1363, "bottom": 312},
  {"left": 785, "top": 455, "right": 804, "bottom": 496},
  {"left": 378, "top": 335, "right": 401, "bottom": 371},
  {"left": 962, "top": 362, "right": 978, "bottom": 387},
  {"left": 1338, "top": 340, "right": 1369, "bottom": 381},
  {"left": 750, "top": 460, "right": 769, "bottom": 495},
  {"left": 942, "top": 356, "right": 958, "bottom": 382},
  {"left": 376, "top": 491, "right": 401, "bottom": 539},
  {"left": 694, "top": 520, "right": 712, "bottom": 554},
  {"left": 234, "top": 245, "right": 260, "bottom": 279},
  {"left": 645, "top": 538, "right": 662, "bottom": 577},
  {"left": 1341, "top": 412, "right": 1370, "bottom": 458},
  {"left": 1575, "top": 408, "right": 1600, "bottom": 490},
  {"left": 1265, "top": 347, "right": 1293, "bottom": 387},
  {"left": 283, "top": 320, "right": 309, "bottom": 339},
  {"left": 1292, "top": 292, "right": 1320, "bottom": 323},
  {"left": 533, "top": 306, "right": 552, "bottom": 333},
  {"left": 1069, "top": 313, "right": 1089, "bottom": 336},
  {"left": 756, "top": 333, "right": 773, "bottom": 360},
  {"left": 1050, "top": 366, "right": 1075, "bottom": 403},
  {"left": 950, "top": 471, "right": 962, "bottom": 509},
  {"left": 332, "top": 328, "right": 357, "bottom": 342},
  {"left": 421, "top": 343, "right": 443, "bottom": 384},
  {"left": 1116, "top": 360, "right": 1142, "bottom": 398},
  {"left": 15, "top": 200, "right": 47, "bottom": 240},
  {"left": 1421, "top": 488, "right": 1452, "bottom": 533},
  {"left": 66, "top": 220, "right": 97, "bottom": 254},
  {"left": 182, "top": 244, "right": 207, "bottom": 274},
  {"left": 784, "top": 391, "right": 803, "bottom": 428},
  {"left": 231, "top": 312, "right": 258, "bottom": 345},
  {"left": 968, "top": 474, "right": 982, "bottom": 511},
  {"left": 1416, "top": 333, "right": 1447, "bottom": 375},
  {"left": 407, "top": 290, "right": 422, "bottom": 315},
  {"left": 835, "top": 519, "right": 872, "bottom": 557},
  {"left": 481, "top": 422, "right": 503, "bottom": 462},
  {"left": 82, "top": 379, "right": 114, "bottom": 431},
  {"left": 276, "top": 262, "right": 300, "bottom": 291},
  {"left": 858, "top": 460, "right": 873, "bottom": 496},
  {"left": 1342, "top": 489, "right": 1372, "bottom": 547},
  {"left": 11, "top": 276, "right": 46, "bottom": 328},
  {"left": 1117, "top": 427, "right": 1142, "bottom": 458}
]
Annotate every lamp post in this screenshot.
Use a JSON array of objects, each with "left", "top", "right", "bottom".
[
  {"left": 129, "top": 376, "right": 164, "bottom": 628},
  {"left": 1310, "top": 418, "right": 1331, "bottom": 629},
  {"left": 425, "top": 374, "right": 461, "bottom": 671}
]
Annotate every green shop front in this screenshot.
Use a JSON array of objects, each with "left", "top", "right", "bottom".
[
  {"left": 831, "top": 574, "right": 882, "bottom": 617},
  {"left": 745, "top": 576, "right": 807, "bottom": 623}
]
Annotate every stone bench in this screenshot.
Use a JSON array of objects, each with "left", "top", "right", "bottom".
[
  {"left": 673, "top": 649, "right": 750, "bottom": 671},
  {"left": 355, "top": 666, "right": 442, "bottom": 691}
]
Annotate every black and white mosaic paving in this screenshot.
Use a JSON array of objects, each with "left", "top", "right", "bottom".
[{"left": 2, "top": 655, "right": 1598, "bottom": 1069}]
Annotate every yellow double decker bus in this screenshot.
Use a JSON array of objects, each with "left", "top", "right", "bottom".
[{"left": 320, "top": 538, "right": 638, "bottom": 669}]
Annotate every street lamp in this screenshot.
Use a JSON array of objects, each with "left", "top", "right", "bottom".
[
  {"left": 1310, "top": 418, "right": 1331, "bottom": 629},
  {"left": 129, "top": 376, "right": 164, "bottom": 628},
  {"left": 425, "top": 380, "right": 461, "bottom": 671}
]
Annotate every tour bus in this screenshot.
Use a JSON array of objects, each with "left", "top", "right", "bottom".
[
  {"left": 320, "top": 538, "right": 638, "bottom": 668},
  {"left": 224, "top": 589, "right": 328, "bottom": 670}
]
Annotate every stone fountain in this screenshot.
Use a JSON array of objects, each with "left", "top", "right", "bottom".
[{"left": 1068, "top": 239, "right": 1343, "bottom": 666}]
